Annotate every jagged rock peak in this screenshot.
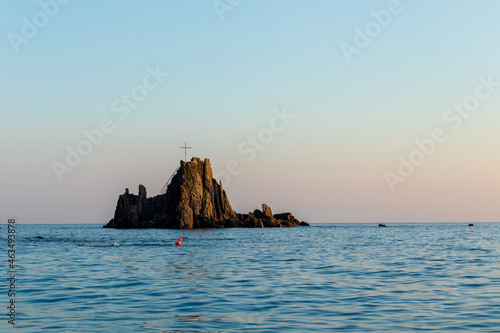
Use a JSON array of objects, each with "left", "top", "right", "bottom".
[{"left": 104, "top": 158, "right": 308, "bottom": 229}]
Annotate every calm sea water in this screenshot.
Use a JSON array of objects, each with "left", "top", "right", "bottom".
[{"left": 1, "top": 223, "right": 499, "bottom": 332}]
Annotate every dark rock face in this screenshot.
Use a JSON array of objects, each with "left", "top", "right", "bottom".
[{"left": 104, "top": 158, "right": 307, "bottom": 229}]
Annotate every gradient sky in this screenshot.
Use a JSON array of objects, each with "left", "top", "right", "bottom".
[{"left": 1, "top": 0, "right": 500, "bottom": 223}]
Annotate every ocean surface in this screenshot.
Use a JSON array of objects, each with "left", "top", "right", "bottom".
[{"left": 1, "top": 223, "right": 499, "bottom": 332}]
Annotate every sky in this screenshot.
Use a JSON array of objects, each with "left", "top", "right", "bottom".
[{"left": 1, "top": 0, "right": 500, "bottom": 223}]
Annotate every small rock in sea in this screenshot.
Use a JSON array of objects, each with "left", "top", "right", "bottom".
[
  {"left": 35, "top": 236, "right": 46, "bottom": 239},
  {"left": 300, "top": 221, "right": 310, "bottom": 226},
  {"left": 378, "top": 224, "right": 386, "bottom": 228},
  {"left": 468, "top": 223, "right": 474, "bottom": 227}
]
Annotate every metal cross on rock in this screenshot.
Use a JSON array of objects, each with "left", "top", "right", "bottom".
[{"left": 180, "top": 142, "right": 192, "bottom": 162}]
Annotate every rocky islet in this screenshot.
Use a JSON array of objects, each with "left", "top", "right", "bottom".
[{"left": 104, "top": 158, "right": 309, "bottom": 229}]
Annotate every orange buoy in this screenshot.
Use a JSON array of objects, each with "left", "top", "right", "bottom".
[{"left": 175, "top": 237, "right": 184, "bottom": 246}]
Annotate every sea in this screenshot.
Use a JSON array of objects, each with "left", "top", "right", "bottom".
[{"left": 1, "top": 223, "right": 499, "bottom": 332}]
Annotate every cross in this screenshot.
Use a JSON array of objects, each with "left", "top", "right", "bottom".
[{"left": 180, "top": 141, "right": 192, "bottom": 162}]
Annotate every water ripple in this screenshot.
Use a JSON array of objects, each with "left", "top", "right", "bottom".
[{"left": 2, "top": 223, "right": 499, "bottom": 332}]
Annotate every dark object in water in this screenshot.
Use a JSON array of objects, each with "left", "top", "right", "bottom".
[
  {"left": 35, "top": 236, "right": 46, "bottom": 239},
  {"left": 300, "top": 221, "right": 310, "bottom": 226},
  {"left": 468, "top": 223, "right": 474, "bottom": 227},
  {"left": 378, "top": 224, "right": 386, "bottom": 228}
]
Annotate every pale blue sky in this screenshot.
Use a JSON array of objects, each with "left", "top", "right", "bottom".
[{"left": 1, "top": 1, "right": 500, "bottom": 223}]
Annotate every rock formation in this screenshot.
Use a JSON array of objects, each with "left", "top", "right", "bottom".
[{"left": 104, "top": 158, "right": 309, "bottom": 229}]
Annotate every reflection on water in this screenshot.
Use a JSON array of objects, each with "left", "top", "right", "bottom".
[{"left": 2, "top": 223, "right": 499, "bottom": 332}]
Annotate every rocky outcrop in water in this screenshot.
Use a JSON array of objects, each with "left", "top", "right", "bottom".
[{"left": 104, "top": 158, "right": 308, "bottom": 229}]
